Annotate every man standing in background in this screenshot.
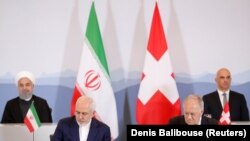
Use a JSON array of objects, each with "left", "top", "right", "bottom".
[{"left": 203, "top": 68, "right": 249, "bottom": 123}]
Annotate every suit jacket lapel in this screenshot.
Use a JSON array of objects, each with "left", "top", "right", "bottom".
[
  {"left": 214, "top": 92, "right": 223, "bottom": 110},
  {"left": 87, "top": 119, "right": 97, "bottom": 141},
  {"left": 71, "top": 117, "right": 80, "bottom": 141},
  {"left": 201, "top": 116, "right": 208, "bottom": 124},
  {"left": 13, "top": 98, "right": 24, "bottom": 122},
  {"left": 228, "top": 91, "right": 234, "bottom": 115}
]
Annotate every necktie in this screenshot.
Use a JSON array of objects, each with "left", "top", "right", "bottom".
[{"left": 223, "top": 93, "right": 227, "bottom": 107}]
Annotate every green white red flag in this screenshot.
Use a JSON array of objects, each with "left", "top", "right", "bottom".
[
  {"left": 24, "top": 102, "right": 41, "bottom": 132},
  {"left": 70, "top": 2, "right": 119, "bottom": 139}
]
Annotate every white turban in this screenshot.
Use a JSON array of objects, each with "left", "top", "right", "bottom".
[{"left": 15, "top": 71, "right": 36, "bottom": 85}]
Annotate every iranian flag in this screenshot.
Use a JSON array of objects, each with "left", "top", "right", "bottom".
[
  {"left": 136, "top": 2, "right": 181, "bottom": 124},
  {"left": 70, "top": 2, "right": 119, "bottom": 139},
  {"left": 24, "top": 102, "right": 41, "bottom": 132}
]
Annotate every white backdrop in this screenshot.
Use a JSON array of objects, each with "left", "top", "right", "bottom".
[
  {"left": 1, "top": 0, "right": 250, "bottom": 140},
  {"left": 1, "top": 0, "right": 250, "bottom": 76}
]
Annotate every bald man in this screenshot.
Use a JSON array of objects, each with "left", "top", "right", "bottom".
[
  {"left": 52, "top": 96, "right": 111, "bottom": 141},
  {"left": 1, "top": 71, "right": 52, "bottom": 123},
  {"left": 203, "top": 68, "right": 249, "bottom": 122}
]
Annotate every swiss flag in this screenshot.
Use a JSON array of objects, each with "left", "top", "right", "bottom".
[
  {"left": 136, "top": 2, "right": 181, "bottom": 124},
  {"left": 219, "top": 102, "right": 231, "bottom": 125}
]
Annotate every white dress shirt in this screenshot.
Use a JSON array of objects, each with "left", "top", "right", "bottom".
[{"left": 78, "top": 119, "right": 91, "bottom": 141}]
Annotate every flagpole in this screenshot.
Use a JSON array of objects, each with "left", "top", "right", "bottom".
[{"left": 33, "top": 131, "right": 34, "bottom": 141}]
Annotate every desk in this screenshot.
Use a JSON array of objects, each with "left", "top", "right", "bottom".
[
  {"left": 0, "top": 123, "right": 57, "bottom": 141},
  {"left": 231, "top": 121, "right": 250, "bottom": 125}
]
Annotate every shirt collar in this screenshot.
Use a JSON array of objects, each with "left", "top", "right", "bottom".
[
  {"left": 77, "top": 119, "right": 92, "bottom": 128},
  {"left": 217, "top": 89, "right": 230, "bottom": 95},
  {"left": 198, "top": 116, "right": 202, "bottom": 125}
]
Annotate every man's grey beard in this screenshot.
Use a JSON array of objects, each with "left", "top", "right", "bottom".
[{"left": 19, "top": 92, "right": 32, "bottom": 100}]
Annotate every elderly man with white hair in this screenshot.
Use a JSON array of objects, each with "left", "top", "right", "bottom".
[
  {"left": 1, "top": 71, "right": 52, "bottom": 123},
  {"left": 169, "top": 94, "right": 218, "bottom": 125}
]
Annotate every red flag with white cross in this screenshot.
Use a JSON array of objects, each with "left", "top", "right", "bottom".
[{"left": 136, "top": 2, "right": 181, "bottom": 124}]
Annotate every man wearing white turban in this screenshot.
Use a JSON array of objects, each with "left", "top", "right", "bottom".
[{"left": 1, "top": 71, "right": 52, "bottom": 123}]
